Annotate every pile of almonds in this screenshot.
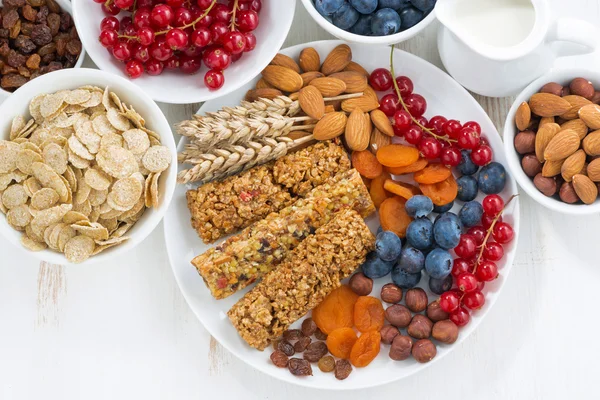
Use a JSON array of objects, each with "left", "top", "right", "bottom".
[
  {"left": 246, "top": 44, "right": 394, "bottom": 153},
  {"left": 514, "top": 77, "right": 600, "bottom": 204}
]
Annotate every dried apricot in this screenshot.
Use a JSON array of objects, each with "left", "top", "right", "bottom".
[
  {"left": 378, "top": 196, "right": 413, "bottom": 238},
  {"left": 312, "top": 285, "right": 359, "bottom": 335},
  {"left": 387, "top": 158, "right": 428, "bottom": 175},
  {"left": 383, "top": 179, "right": 421, "bottom": 200},
  {"left": 369, "top": 172, "right": 391, "bottom": 208},
  {"left": 326, "top": 327, "right": 358, "bottom": 359},
  {"left": 351, "top": 150, "right": 383, "bottom": 179},
  {"left": 376, "top": 144, "right": 420, "bottom": 168},
  {"left": 419, "top": 175, "right": 458, "bottom": 206},
  {"left": 349, "top": 331, "right": 381, "bottom": 367},
  {"left": 361, "top": 175, "right": 372, "bottom": 190},
  {"left": 353, "top": 296, "right": 385, "bottom": 333},
  {"left": 414, "top": 163, "right": 452, "bottom": 184}
]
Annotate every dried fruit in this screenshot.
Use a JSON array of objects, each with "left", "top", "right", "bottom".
[
  {"left": 376, "top": 144, "right": 420, "bottom": 167},
  {"left": 298, "top": 85, "right": 325, "bottom": 120},
  {"left": 419, "top": 175, "right": 458, "bottom": 206},
  {"left": 313, "top": 111, "right": 347, "bottom": 141},
  {"left": 288, "top": 358, "right": 312, "bottom": 376},
  {"left": 261, "top": 65, "right": 303, "bottom": 93},
  {"left": 301, "top": 318, "right": 317, "bottom": 337},
  {"left": 543, "top": 129, "right": 580, "bottom": 161},
  {"left": 277, "top": 340, "right": 295, "bottom": 357},
  {"left": 326, "top": 328, "right": 358, "bottom": 359},
  {"left": 303, "top": 341, "right": 328, "bottom": 362},
  {"left": 270, "top": 350, "right": 289, "bottom": 367},
  {"left": 349, "top": 331, "right": 381, "bottom": 367},
  {"left": 351, "top": 150, "right": 383, "bottom": 179},
  {"left": 383, "top": 179, "right": 420, "bottom": 200},
  {"left": 318, "top": 355, "right": 335, "bottom": 373},
  {"left": 312, "top": 285, "right": 358, "bottom": 334},
  {"left": 379, "top": 196, "right": 412, "bottom": 238},
  {"left": 369, "top": 171, "right": 391, "bottom": 207},
  {"left": 515, "top": 101, "right": 531, "bottom": 131},
  {"left": 321, "top": 44, "right": 352, "bottom": 75},
  {"left": 387, "top": 158, "right": 428, "bottom": 175},
  {"left": 299, "top": 47, "right": 320, "bottom": 72},
  {"left": 345, "top": 108, "right": 370, "bottom": 151},
  {"left": 334, "top": 359, "right": 352, "bottom": 380},
  {"left": 294, "top": 336, "right": 312, "bottom": 353},
  {"left": 354, "top": 296, "right": 385, "bottom": 333},
  {"left": 528, "top": 93, "right": 571, "bottom": 117},
  {"left": 283, "top": 329, "right": 304, "bottom": 342},
  {"left": 572, "top": 174, "right": 598, "bottom": 204},
  {"left": 414, "top": 163, "right": 452, "bottom": 184}
]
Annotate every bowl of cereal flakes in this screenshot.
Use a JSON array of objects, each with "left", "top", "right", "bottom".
[{"left": 0, "top": 67, "right": 176, "bottom": 264}]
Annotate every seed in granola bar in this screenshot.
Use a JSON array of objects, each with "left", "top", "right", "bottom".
[
  {"left": 277, "top": 340, "right": 295, "bottom": 357},
  {"left": 317, "top": 355, "right": 335, "bottom": 373},
  {"left": 301, "top": 318, "right": 317, "bottom": 337},
  {"left": 270, "top": 350, "right": 289, "bottom": 368},
  {"left": 334, "top": 359, "right": 352, "bottom": 380},
  {"left": 303, "top": 341, "right": 328, "bottom": 363},
  {"left": 283, "top": 329, "right": 304, "bottom": 342},
  {"left": 314, "top": 327, "right": 328, "bottom": 341},
  {"left": 288, "top": 358, "right": 312, "bottom": 376},
  {"left": 294, "top": 336, "right": 311, "bottom": 353}
]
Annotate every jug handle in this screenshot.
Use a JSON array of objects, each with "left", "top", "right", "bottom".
[{"left": 546, "top": 18, "right": 598, "bottom": 53}]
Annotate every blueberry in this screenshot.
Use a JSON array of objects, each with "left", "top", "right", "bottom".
[
  {"left": 350, "top": 14, "right": 373, "bottom": 35},
  {"left": 434, "top": 211, "right": 460, "bottom": 225},
  {"left": 371, "top": 8, "right": 402, "bottom": 36},
  {"left": 433, "top": 213, "right": 462, "bottom": 249},
  {"left": 433, "top": 201, "right": 453, "bottom": 214},
  {"left": 315, "top": 0, "right": 345, "bottom": 15},
  {"left": 376, "top": 231, "right": 403, "bottom": 262},
  {"left": 377, "top": 226, "right": 384, "bottom": 235},
  {"left": 457, "top": 150, "right": 479, "bottom": 176},
  {"left": 409, "top": 0, "right": 435, "bottom": 12},
  {"left": 379, "top": 0, "right": 411, "bottom": 10},
  {"left": 350, "top": 0, "right": 378, "bottom": 14},
  {"left": 478, "top": 162, "right": 507, "bottom": 194},
  {"left": 456, "top": 175, "right": 478, "bottom": 202},
  {"left": 425, "top": 248, "right": 453, "bottom": 279},
  {"left": 399, "top": 6, "right": 423, "bottom": 30},
  {"left": 405, "top": 195, "right": 433, "bottom": 218},
  {"left": 392, "top": 264, "right": 422, "bottom": 289},
  {"left": 406, "top": 217, "right": 433, "bottom": 250},
  {"left": 396, "top": 244, "right": 425, "bottom": 273},
  {"left": 429, "top": 274, "right": 452, "bottom": 295},
  {"left": 361, "top": 252, "right": 394, "bottom": 279},
  {"left": 332, "top": 1, "right": 361, "bottom": 30},
  {"left": 459, "top": 200, "right": 483, "bottom": 227}
]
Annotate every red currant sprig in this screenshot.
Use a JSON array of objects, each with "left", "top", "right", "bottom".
[{"left": 229, "top": 0, "right": 240, "bottom": 31}]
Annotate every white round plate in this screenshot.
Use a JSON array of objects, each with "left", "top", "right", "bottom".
[
  {"left": 164, "top": 40, "right": 520, "bottom": 390},
  {"left": 71, "top": 0, "right": 296, "bottom": 104}
]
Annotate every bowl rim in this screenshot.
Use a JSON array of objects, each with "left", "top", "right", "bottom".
[
  {"left": 299, "top": 0, "right": 436, "bottom": 45},
  {"left": 0, "top": 67, "right": 177, "bottom": 265},
  {"left": 503, "top": 67, "right": 600, "bottom": 215}
]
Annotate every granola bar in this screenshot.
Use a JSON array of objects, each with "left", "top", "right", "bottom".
[
  {"left": 191, "top": 168, "right": 375, "bottom": 300},
  {"left": 186, "top": 140, "right": 350, "bottom": 243},
  {"left": 227, "top": 209, "right": 375, "bottom": 350}
]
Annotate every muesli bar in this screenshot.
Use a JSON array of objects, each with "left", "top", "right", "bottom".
[
  {"left": 186, "top": 140, "right": 350, "bottom": 243},
  {"left": 227, "top": 209, "right": 375, "bottom": 350},
  {"left": 191, "top": 168, "right": 375, "bottom": 300}
]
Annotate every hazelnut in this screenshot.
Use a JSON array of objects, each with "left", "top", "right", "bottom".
[
  {"left": 521, "top": 154, "right": 542, "bottom": 177},
  {"left": 562, "top": 86, "right": 571, "bottom": 96},
  {"left": 592, "top": 91, "right": 600, "bottom": 105},
  {"left": 514, "top": 130, "right": 536, "bottom": 154},
  {"left": 380, "top": 325, "right": 400, "bottom": 345},
  {"left": 385, "top": 304, "right": 412, "bottom": 328},
  {"left": 431, "top": 319, "right": 459, "bottom": 344},
  {"left": 559, "top": 182, "right": 580, "bottom": 204},
  {"left": 540, "top": 82, "right": 564, "bottom": 97},
  {"left": 570, "top": 77, "right": 595, "bottom": 100},
  {"left": 389, "top": 335, "right": 413, "bottom": 361},
  {"left": 405, "top": 288, "right": 428, "bottom": 313},
  {"left": 380, "top": 283, "right": 402, "bottom": 303},
  {"left": 412, "top": 339, "right": 437, "bottom": 363},
  {"left": 407, "top": 314, "right": 433, "bottom": 339},
  {"left": 349, "top": 272, "right": 372, "bottom": 296},
  {"left": 533, "top": 173, "right": 557, "bottom": 197},
  {"left": 426, "top": 300, "right": 449, "bottom": 322}
]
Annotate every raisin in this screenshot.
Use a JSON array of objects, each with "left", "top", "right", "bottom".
[
  {"left": 287, "top": 358, "right": 312, "bottom": 376},
  {"left": 46, "top": 13, "right": 60, "bottom": 36},
  {"left": 46, "top": 61, "right": 62, "bottom": 72},
  {"left": 35, "top": 6, "right": 49, "bottom": 24},
  {"left": 21, "top": 22, "right": 34, "bottom": 36},
  {"left": 26, "top": 53, "right": 40, "bottom": 69},
  {"left": 0, "top": 41, "right": 9, "bottom": 57},
  {"left": 301, "top": 318, "right": 317, "bottom": 337},
  {"left": 334, "top": 359, "right": 352, "bottom": 380},
  {"left": 314, "top": 327, "right": 328, "bottom": 340},
  {"left": 3, "top": 9, "right": 19, "bottom": 29},
  {"left": 1, "top": 64, "right": 17, "bottom": 75},
  {"left": 303, "top": 341, "right": 328, "bottom": 362},
  {"left": 317, "top": 355, "right": 335, "bottom": 373},
  {"left": 55, "top": 37, "right": 66, "bottom": 56},
  {"left": 7, "top": 49, "right": 26, "bottom": 68},
  {"left": 270, "top": 350, "right": 289, "bottom": 368},
  {"left": 69, "top": 25, "right": 78, "bottom": 39},
  {"left": 1, "top": 73, "right": 27, "bottom": 89},
  {"left": 14, "top": 35, "right": 36, "bottom": 54},
  {"left": 22, "top": 5, "right": 37, "bottom": 22},
  {"left": 31, "top": 24, "right": 52, "bottom": 46},
  {"left": 29, "top": 0, "right": 46, "bottom": 6},
  {"left": 18, "top": 65, "right": 30, "bottom": 77},
  {"left": 30, "top": 70, "right": 40, "bottom": 80},
  {"left": 283, "top": 329, "right": 303, "bottom": 342},
  {"left": 277, "top": 340, "right": 295, "bottom": 357},
  {"left": 65, "top": 39, "right": 81, "bottom": 56},
  {"left": 294, "top": 336, "right": 311, "bottom": 353},
  {"left": 0, "top": 29, "right": 9, "bottom": 38},
  {"left": 41, "top": 52, "right": 55, "bottom": 64},
  {"left": 272, "top": 339, "right": 281, "bottom": 351},
  {"left": 4, "top": 0, "right": 25, "bottom": 6},
  {"left": 9, "top": 19, "right": 21, "bottom": 38},
  {"left": 37, "top": 42, "right": 55, "bottom": 56},
  {"left": 64, "top": 52, "right": 77, "bottom": 64},
  {"left": 59, "top": 12, "right": 71, "bottom": 31},
  {"left": 46, "top": 0, "right": 61, "bottom": 13}
]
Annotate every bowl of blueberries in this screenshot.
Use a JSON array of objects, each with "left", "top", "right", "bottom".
[{"left": 301, "top": 0, "right": 436, "bottom": 45}]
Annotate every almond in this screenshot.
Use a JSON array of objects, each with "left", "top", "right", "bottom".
[
  {"left": 324, "top": 104, "right": 336, "bottom": 113},
  {"left": 270, "top": 53, "right": 301, "bottom": 73},
  {"left": 298, "top": 86, "right": 325, "bottom": 120},
  {"left": 542, "top": 159, "right": 564, "bottom": 177},
  {"left": 342, "top": 86, "right": 380, "bottom": 113},
  {"left": 261, "top": 65, "right": 303, "bottom": 93},
  {"left": 286, "top": 130, "right": 312, "bottom": 140},
  {"left": 300, "top": 71, "right": 324, "bottom": 87},
  {"left": 329, "top": 71, "right": 368, "bottom": 93},
  {"left": 299, "top": 47, "right": 321, "bottom": 72},
  {"left": 289, "top": 92, "right": 299, "bottom": 101},
  {"left": 572, "top": 174, "right": 598, "bottom": 204},
  {"left": 561, "top": 149, "right": 586, "bottom": 182},
  {"left": 539, "top": 116, "right": 555, "bottom": 128},
  {"left": 370, "top": 126, "right": 391, "bottom": 153},
  {"left": 321, "top": 44, "right": 352, "bottom": 75},
  {"left": 244, "top": 88, "right": 283, "bottom": 102},
  {"left": 529, "top": 93, "right": 571, "bottom": 117},
  {"left": 256, "top": 78, "right": 274, "bottom": 89},
  {"left": 544, "top": 129, "right": 580, "bottom": 161},
  {"left": 560, "top": 95, "right": 592, "bottom": 120},
  {"left": 583, "top": 130, "right": 600, "bottom": 156},
  {"left": 560, "top": 118, "right": 588, "bottom": 140},
  {"left": 588, "top": 158, "right": 600, "bottom": 182},
  {"left": 345, "top": 108, "right": 370, "bottom": 151},
  {"left": 370, "top": 109, "right": 394, "bottom": 137},
  {"left": 343, "top": 61, "right": 369, "bottom": 77},
  {"left": 309, "top": 77, "right": 347, "bottom": 97},
  {"left": 535, "top": 122, "right": 561, "bottom": 162},
  {"left": 578, "top": 104, "right": 600, "bottom": 130},
  {"left": 515, "top": 101, "right": 531, "bottom": 131},
  {"left": 313, "top": 111, "right": 347, "bottom": 140}
]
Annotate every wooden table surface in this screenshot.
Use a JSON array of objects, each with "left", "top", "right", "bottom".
[{"left": 2, "top": 1, "right": 600, "bottom": 399}]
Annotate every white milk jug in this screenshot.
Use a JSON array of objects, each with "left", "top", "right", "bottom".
[{"left": 436, "top": 0, "right": 599, "bottom": 97}]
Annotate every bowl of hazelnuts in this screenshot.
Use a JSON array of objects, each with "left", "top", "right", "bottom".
[{"left": 504, "top": 68, "right": 600, "bottom": 215}]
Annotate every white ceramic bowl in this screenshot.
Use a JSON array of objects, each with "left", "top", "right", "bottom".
[
  {"left": 0, "top": 68, "right": 177, "bottom": 265},
  {"left": 72, "top": 0, "right": 296, "bottom": 104},
  {"left": 0, "top": 0, "right": 85, "bottom": 103},
  {"left": 503, "top": 68, "right": 600, "bottom": 215},
  {"left": 300, "top": 0, "right": 436, "bottom": 45}
]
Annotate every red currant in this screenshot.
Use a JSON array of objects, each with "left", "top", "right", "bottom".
[
  {"left": 191, "top": 27, "right": 212, "bottom": 47},
  {"left": 114, "top": 0, "right": 134, "bottom": 9},
  {"left": 210, "top": 3, "right": 230, "bottom": 23},
  {"left": 243, "top": 32, "right": 257, "bottom": 52},
  {"left": 132, "top": 43, "right": 150, "bottom": 62},
  {"left": 231, "top": 52, "right": 243, "bottom": 62},
  {"left": 183, "top": 44, "right": 203, "bottom": 57},
  {"left": 482, "top": 194, "right": 504, "bottom": 216},
  {"left": 456, "top": 272, "right": 479, "bottom": 293},
  {"left": 173, "top": 7, "right": 193, "bottom": 27},
  {"left": 210, "top": 22, "right": 229, "bottom": 42},
  {"left": 475, "top": 260, "right": 498, "bottom": 282},
  {"left": 112, "top": 41, "right": 132, "bottom": 61},
  {"left": 440, "top": 146, "right": 461, "bottom": 167},
  {"left": 197, "top": 0, "right": 213, "bottom": 9},
  {"left": 145, "top": 59, "right": 164, "bottom": 75},
  {"left": 479, "top": 137, "right": 490, "bottom": 147},
  {"left": 166, "top": 0, "right": 184, "bottom": 7},
  {"left": 149, "top": 37, "right": 173, "bottom": 61},
  {"left": 452, "top": 258, "right": 471, "bottom": 278},
  {"left": 101, "top": 16, "right": 120, "bottom": 31},
  {"left": 416, "top": 115, "right": 428, "bottom": 128},
  {"left": 483, "top": 242, "right": 504, "bottom": 261},
  {"left": 179, "top": 54, "right": 202, "bottom": 74},
  {"left": 405, "top": 93, "right": 427, "bottom": 117},
  {"left": 236, "top": 10, "right": 259, "bottom": 32},
  {"left": 470, "top": 145, "right": 493, "bottom": 166},
  {"left": 405, "top": 125, "right": 423, "bottom": 145},
  {"left": 455, "top": 235, "right": 478, "bottom": 259},
  {"left": 463, "top": 120, "right": 481, "bottom": 134},
  {"left": 492, "top": 222, "right": 514, "bottom": 244},
  {"left": 150, "top": 4, "right": 174, "bottom": 28},
  {"left": 463, "top": 291, "right": 485, "bottom": 310},
  {"left": 466, "top": 226, "right": 486, "bottom": 246},
  {"left": 125, "top": 59, "right": 144, "bottom": 78},
  {"left": 393, "top": 110, "right": 411, "bottom": 135},
  {"left": 166, "top": 28, "right": 189, "bottom": 50},
  {"left": 457, "top": 128, "right": 481, "bottom": 149},
  {"left": 395, "top": 76, "right": 413, "bottom": 98},
  {"left": 133, "top": 7, "right": 152, "bottom": 29},
  {"left": 369, "top": 68, "right": 393, "bottom": 91},
  {"left": 440, "top": 291, "right": 461, "bottom": 313},
  {"left": 450, "top": 307, "right": 470, "bottom": 327},
  {"left": 203, "top": 46, "right": 232, "bottom": 70},
  {"left": 481, "top": 213, "right": 501, "bottom": 230},
  {"left": 419, "top": 136, "right": 442, "bottom": 159},
  {"left": 136, "top": 0, "right": 152, "bottom": 7},
  {"left": 428, "top": 115, "right": 447, "bottom": 135},
  {"left": 99, "top": 30, "right": 119, "bottom": 48},
  {"left": 205, "top": 69, "right": 225, "bottom": 90},
  {"left": 137, "top": 27, "right": 155, "bottom": 46},
  {"left": 121, "top": 16, "right": 133, "bottom": 30},
  {"left": 379, "top": 93, "right": 399, "bottom": 117},
  {"left": 102, "top": 2, "right": 121, "bottom": 15},
  {"left": 165, "top": 55, "right": 181, "bottom": 69},
  {"left": 221, "top": 31, "right": 246, "bottom": 54},
  {"left": 443, "top": 119, "right": 462, "bottom": 139},
  {"left": 93, "top": 0, "right": 105, "bottom": 3}
]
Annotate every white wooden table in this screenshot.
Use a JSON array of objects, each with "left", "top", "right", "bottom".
[{"left": 2, "top": 1, "right": 600, "bottom": 399}]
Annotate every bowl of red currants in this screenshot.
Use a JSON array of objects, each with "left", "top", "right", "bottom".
[{"left": 72, "top": 0, "right": 296, "bottom": 104}]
